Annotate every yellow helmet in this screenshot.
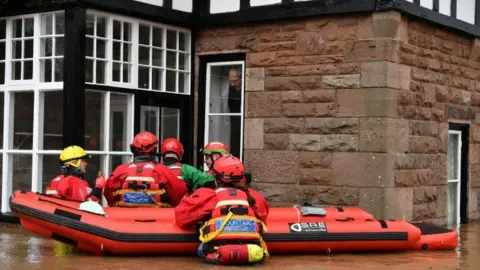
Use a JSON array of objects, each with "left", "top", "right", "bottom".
[{"left": 59, "top": 145, "right": 90, "bottom": 168}]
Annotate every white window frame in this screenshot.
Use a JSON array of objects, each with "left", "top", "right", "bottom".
[
  {"left": 447, "top": 130, "right": 462, "bottom": 226},
  {"left": 203, "top": 61, "right": 245, "bottom": 171},
  {"left": 140, "top": 105, "right": 161, "bottom": 139},
  {"left": 85, "top": 9, "right": 191, "bottom": 95},
  {"left": 86, "top": 90, "right": 135, "bottom": 175}
]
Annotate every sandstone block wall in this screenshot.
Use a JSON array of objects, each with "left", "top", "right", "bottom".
[{"left": 196, "top": 11, "right": 480, "bottom": 223}]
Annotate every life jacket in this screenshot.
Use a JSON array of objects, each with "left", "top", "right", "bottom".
[
  {"left": 45, "top": 175, "right": 93, "bottom": 201},
  {"left": 113, "top": 162, "right": 170, "bottom": 207},
  {"left": 198, "top": 187, "right": 269, "bottom": 257},
  {"left": 167, "top": 162, "right": 183, "bottom": 181}
]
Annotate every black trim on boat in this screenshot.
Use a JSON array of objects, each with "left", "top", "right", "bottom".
[
  {"left": 54, "top": 209, "right": 82, "bottom": 221},
  {"left": 378, "top": 220, "right": 388, "bottom": 229},
  {"left": 411, "top": 223, "right": 453, "bottom": 235},
  {"left": 337, "top": 207, "right": 344, "bottom": 212},
  {"left": 52, "top": 233, "right": 78, "bottom": 246},
  {"left": 10, "top": 197, "right": 409, "bottom": 243}
]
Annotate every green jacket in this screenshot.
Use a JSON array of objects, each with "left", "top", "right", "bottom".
[{"left": 179, "top": 163, "right": 215, "bottom": 188}]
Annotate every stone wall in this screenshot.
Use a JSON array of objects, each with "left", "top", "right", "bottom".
[{"left": 196, "top": 11, "right": 480, "bottom": 223}]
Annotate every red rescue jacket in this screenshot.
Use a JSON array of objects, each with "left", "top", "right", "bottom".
[
  {"left": 45, "top": 175, "right": 99, "bottom": 202},
  {"left": 174, "top": 186, "right": 269, "bottom": 229},
  {"left": 103, "top": 157, "right": 187, "bottom": 207}
]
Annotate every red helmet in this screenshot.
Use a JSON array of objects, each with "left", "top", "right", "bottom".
[
  {"left": 212, "top": 155, "right": 245, "bottom": 183},
  {"left": 201, "top": 141, "right": 229, "bottom": 155},
  {"left": 130, "top": 131, "right": 158, "bottom": 153},
  {"left": 161, "top": 138, "right": 184, "bottom": 158}
]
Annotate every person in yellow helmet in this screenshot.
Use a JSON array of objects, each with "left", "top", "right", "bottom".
[{"left": 44, "top": 145, "right": 106, "bottom": 202}]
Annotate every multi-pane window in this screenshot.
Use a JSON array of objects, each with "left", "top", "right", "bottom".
[
  {"left": 39, "top": 12, "right": 65, "bottom": 82},
  {"left": 112, "top": 20, "right": 133, "bottom": 84},
  {"left": 86, "top": 14, "right": 107, "bottom": 84},
  {"left": 11, "top": 17, "right": 34, "bottom": 81},
  {"left": 138, "top": 24, "right": 164, "bottom": 90},
  {"left": 86, "top": 11, "right": 191, "bottom": 94}
]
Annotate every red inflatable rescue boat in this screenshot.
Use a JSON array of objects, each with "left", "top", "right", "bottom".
[{"left": 9, "top": 190, "right": 458, "bottom": 255}]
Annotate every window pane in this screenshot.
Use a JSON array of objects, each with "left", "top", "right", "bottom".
[
  {"left": 84, "top": 155, "right": 105, "bottom": 187},
  {"left": 152, "top": 49, "right": 163, "bottom": 67},
  {"left": 12, "top": 41, "right": 21, "bottom": 59},
  {"left": 447, "top": 182, "right": 459, "bottom": 224},
  {"left": 113, "top": 20, "right": 121, "bottom": 40},
  {"left": 0, "top": 42, "right": 5, "bottom": 60},
  {"left": 41, "top": 37, "right": 53, "bottom": 57},
  {"left": 179, "top": 32, "right": 189, "bottom": 51},
  {"left": 43, "top": 91, "right": 63, "bottom": 150},
  {"left": 139, "top": 25, "right": 150, "bottom": 45},
  {"left": 448, "top": 133, "right": 459, "bottom": 180},
  {"left": 208, "top": 65, "right": 243, "bottom": 113},
  {"left": 138, "top": 67, "right": 149, "bottom": 89},
  {"left": 86, "top": 14, "right": 95, "bottom": 36},
  {"left": 41, "top": 155, "right": 62, "bottom": 192},
  {"left": 96, "top": 16, "right": 107, "bottom": 37},
  {"left": 208, "top": 115, "right": 242, "bottom": 158},
  {"left": 113, "top": 41, "right": 121, "bottom": 61},
  {"left": 55, "top": 12, "right": 65, "bottom": 35},
  {"left": 139, "top": 46, "right": 150, "bottom": 65},
  {"left": 86, "top": 37, "right": 93, "bottom": 57},
  {"left": 12, "top": 61, "right": 21, "bottom": 80},
  {"left": 0, "top": 93, "right": 3, "bottom": 148},
  {"left": 166, "top": 30, "right": 176, "bottom": 49},
  {"left": 166, "top": 51, "right": 176, "bottom": 69},
  {"left": 152, "top": 68, "right": 162, "bottom": 90},
  {"left": 85, "top": 91, "right": 104, "bottom": 151},
  {"left": 24, "top": 60, "right": 33, "bottom": 80},
  {"left": 0, "top": 63, "right": 4, "bottom": 84},
  {"left": 12, "top": 154, "right": 32, "bottom": 192},
  {"left": 13, "top": 19, "right": 22, "bottom": 38},
  {"left": 24, "top": 39, "right": 33, "bottom": 58},
  {"left": 110, "top": 155, "right": 132, "bottom": 174},
  {"left": 97, "top": 39, "right": 106, "bottom": 59},
  {"left": 24, "top": 18, "right": 34, "bottom": 37},
  {"left": 96, "top": 60, "right": 106, "bottom": 83},
  {"left": 123, "top": 43, "right": 130, "bottom": 62},
  {"left": 55, "top": 37, "right": 64, "bottom": 56},
  {"left": 41, "top": 14, "right": 53, "bottom": 36},
  {"left": 140, "top": 106, "right": 159, "bottom": 138},
  {"left": 123, "top": 22, "right": 131, "bottom": 41},
  {"left": 41, "top": 59, "right": 52, "bottom": 82},
  {"left": 54, "top": 58, "right": 63, "bottom": 82},
  {"left": 161, "top": 107, "right": 180, "bottom": 142},
  {"left": 179, "top": 72, "right": 189, "bottom": 93},
  {"left": 110, "top": 94, "right": 129, "bottom": 151},
  {"left": 0, "top": 20, "right": 6, "bottom": 40},
  {"left": 179, "top": 53, "right": 188, "bottom": 71},
  {"left": 85, "top": 59, "right": 93, "bottom": 83},
  {"left": 13, "top": 92, "right": 34, "bottom": 149},
  {"left": 113, "top": 62, "right": 121, "bottom": 82},
  {"left": 166, "top": 70, "right": 176, "bottom": 92},
  {"left": 152, "top": 27, "right": 163, "bottom": 47},
  {"left": 122, "top": 64, "right": 130, "bottom": 83}
]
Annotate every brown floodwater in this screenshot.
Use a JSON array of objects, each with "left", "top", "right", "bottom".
[{"left": 0, "top": 222, "right": 478, "bottom": 270}]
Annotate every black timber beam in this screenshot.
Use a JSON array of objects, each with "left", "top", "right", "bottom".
[
  {"left": 63, "top": 6, "right": 86, "bottom": 147},
  {"left": 76, "top": 0, "right": 195, "bottom": 28}
]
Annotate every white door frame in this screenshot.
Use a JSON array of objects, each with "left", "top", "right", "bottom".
[
  {"left": 203, "top": 61, "right": 245, "bottom": 171},
  {"left": 447, "top": 130, "right": 462, "bottom": 226}
]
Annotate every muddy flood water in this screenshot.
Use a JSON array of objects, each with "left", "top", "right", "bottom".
[{"left": 0, "top": 223, "right": 479, "bottom": 270}]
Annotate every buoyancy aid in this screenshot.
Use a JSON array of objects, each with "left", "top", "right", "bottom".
[
  {"left": 45, "top": 175, "right": 64, "bottom": 197},
  {"left": 167, "top": 162, "right": 183, "bottom": 180},
  {"left": 198, "top": 187, "right": 269, "bottom": 262},
  {"left": 45, "top": 175, "right": 94, "bottom": 201},
  {"left": 113, "top": 162, "right": 170, "bottom": 207}
]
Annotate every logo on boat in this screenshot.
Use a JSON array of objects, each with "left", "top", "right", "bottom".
[{"left": 288, "top": 222, "right": 327, "bottom": 233}]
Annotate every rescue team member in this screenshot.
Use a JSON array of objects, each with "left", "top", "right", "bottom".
[
  {"left": 201, "top": 141, "right": 230, "bottom": 173},
  {"left": 103, "top": 131, "right": 187, "bottom": 207},
  {"left": 161, "top": 138, "right": 216, "bottom": 193},
  {"left": 175, "top": 155, "right": 269, "bottom": 265},
  {"left": 45, "top": 146, "right": 106, "bottom": 202}
]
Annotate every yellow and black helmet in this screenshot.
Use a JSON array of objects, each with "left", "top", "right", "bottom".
[{"left": 59, "top": 145, "right": 91, "bottom": 168}]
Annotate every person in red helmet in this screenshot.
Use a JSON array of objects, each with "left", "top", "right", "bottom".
[
  {"left": 175, "top": 155, "right": 269, "bottom": 265},
  {"left": 103, "top": 131, "right": 187, "bottom": 207},
  {"left": 201, "top": 142, "right": 230, "bottom": 173},
  {"left": 161, "top": 138, "right": 216, "bottom": 193}
]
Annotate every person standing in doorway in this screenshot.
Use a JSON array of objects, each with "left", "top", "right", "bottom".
[{"left": 227, "top": 68, "right": 242, "bottom": 158}]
